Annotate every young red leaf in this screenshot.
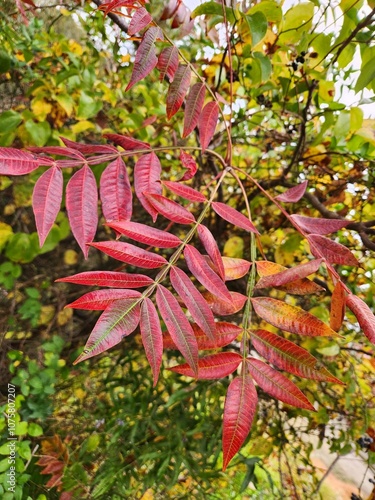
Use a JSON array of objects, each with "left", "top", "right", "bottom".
[
  {"left": 251, "top": 297, "right": 339, "bottom": 337},
  {"left": 330, "top": 282, "right": 346, "bottom": 332},
  {"left": 100, "top": 157, "right": 132, "bottom": 222},
  {"left": 184, "top": 245, "right": 232, "bottom": 302},
  {"left": 144, "top": 193, "right": 196, "bottom": 224},
  {"left": 291, "top": 214, "right": 351, "bottom": 235},
  {"left": 56, "top": 271, "right": 153, "bottom": 288},
  {"left": 61, "top": 137, "right": 117, "bottom": 155},
  {"left": 256, "top": 260, "right": 324, "bottom": 295},
  {"left": 222, "top": 374, "right": 257, "bottom": 471},
  {"left": 251, "top": 329, "right": 342, "bottom": 384},
  {"left": 140, "top": 298, "right": 163, "bottom": 386},
  {"left": 255, "top": 259, "right": 323, "bottom": 289},
  {"left": 170, "top": 266, "right": 216, "bottom": 340},
  {"left": 166, "top": 64, "right": 191, "bottom": 119},
  {"left": 32, "top": 166, "right": 63, "bottom": 246},
  {"left": 198, "top": 101, "right": 219, "bottom": 152},
  {"left": 0, "top": 147, "right": 42, "bottom": 175},
  {"left": 163, "top": 322, "right": 241, "bottom": 350},
  {"left": 134, "top": 153, "right": 162, "bottom": 222},
  {"left": 163, "top": 180, "right": 207, "bottom": 202},
  {"left": 203, "top": 291, "right": 247, "bottom": 316},
  {"left": 346, "top": 293, "right": 375, "bottom": 345},
  {"left": 275, "top": 181, "right": 308, "bottom": 203},
  {"left": 28, "top": 146, "right": 85, "bottom": 160},
  {"left": 157, "top": 46, "right": 179, "bottom": 82},
  {"left": 180, "top": 151, "right": 198, "bottom": 181},
  {"left": 160, "top": 0, "right": 179, "bottom": 20},
  {"left": 128, "top": 7, "right": 152, "bottom": 35},
  {"left": 183, "top": 83, "right": 206, "bottom": 138},
  {"left": 169, "top": 352, "right": 242, "bottom": 379},
  {"left": 197, "top": 224, "right": 225, "bottom": 280},
  {"left": 73, "top": 297, "right": 141, "bottom": 364},
  {"left": 307, "top": 234, "right": 359, "bottom": 266},
  {"left": 246, "top": 358, "right": 315, "bottom": 411},
  {"left": 107, "top": 220, "right": 181, "bottom": 248},
  {"left": 156, "top": 285, "right": 198, "bottom": 376},
  {"left": 212, "top": 202, "right": 259, "bottom": 234},
  {"left": 66, "top": 289, "right": 142, "bottom": 310},
  {"left": 126, "top": 27, "right": 162, "bottom": 91},
  {"left": 66, "top": 165, "right": 98, "bottom": 258},
  {"left": 103, "top": 133, "right": 150, "bottom": 151},
  {"left": 89, "top": 241, "right": 168, "bottom": 268}
]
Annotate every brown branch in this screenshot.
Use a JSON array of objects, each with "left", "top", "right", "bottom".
[{"left": 91, "top": 0, "right": 128, "bottom": 33}]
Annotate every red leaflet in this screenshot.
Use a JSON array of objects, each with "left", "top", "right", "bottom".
[
  {"left": 251, "top": 329, "right": 342, "bottom": 383},
  {"left": 183, "top": 83, "right": 206, "bottom": 138},
  {"left": 180, "top": 151, "right": 198, "bottom": 181},
  {"left": 134, "top": 153, "right": 162, "bottom": 222},
  {"left": 156, "top": 285, "right": 198, "bottom": 376},
  {"left": 157, "top": 46, "right": 179, "bottom": 82},
  {"left": 126, "top": 27, "right": 162, "bottom": 91},
  {"left": 104, "top": 133, "right": 150, "bottom": 151},
  {"left": 144, "top": 193, "right": 196, "bottom": 224},
  {"left": 89, "top": 241, "right": 168, "bottom": 268},
  {"left": 160, "top": 0, "right": 179, "bottom": 20},
  {"left": 184, "top": 245, "right": 232, "bottom": 302},
  {"left": 198, "top": 101, "right": 219, "bottom": 152},
  {"left": 66, "top": 165, "right": 98, "bottom": 258},
  {"left": 197, "top": 224, "right": 225, "bottom": 280},
  {"left": 140, "top": 298, "right": 163, "bottom": 386},
  {"left": 28, "top": 146, "right": 85, "bottom": 160},
  {"left": 346, "top": 293, "right": 375, "bottom": 345},
  {"left": 66, "top": 289, "right": 142, "bottom": 310},
  {"left": 251, "top": 297, "right": 338, "bottom": 337},
  {"left": 212, "top": 202, "right": 259, "bottom": 234},
  {"left": 256, "top": 260, "right": 323, "bottom": 295},
  {"left": 128, "top": 7, "right": 152, "bottom": 35},
  {"left": 203, "top": 291, "right": 247, "bottom": 315},
  {"left": 275, "top": 181, "right": 308, "bottom": 203},
  {"left": 107, "top": 220, "right": 181, "bottom": 248},
  {"left": 246, "top": 358, "right": 315, "bottom": 411},
  {"left": 164, "top": 322, "right": 241, "bottom": 350},
  {"left": 255, "top": 259, "right": 323, "bottom": 289},
  {"left": 166, "top": 64, "right": 192, "bottom": 119},
  {"left": 170, "top": 267, "right": 216, "bottom": 340},
  {"left": 32, "top": 166, "right": 63, "bottom": 246},
  {"left": 100, "top": 157, "right": 132, "bottom": 222},
  {"left": 163, "top": 180, "right": 207, "bottom": 202},
  {"left": 222, "top": 257, "right": 251, "bottom": 281},
  {"left": 222, "top": 374, "right": 257, "bottom": 471},
  {"left": 0, "top": 147, "right": 41, "bottom": 175},
  {"left": 169, "top": 352, "right": 242, "bottom": 379},
  {"left": 73, "top": 298, "right": 141, "bottom": 364},
  {"left": 330, "top": 282, "right": 346, "bottom": 332},
  {"left": 291, "top": 214, "right": 351, "bottom": 235},
  {"left": 56, "top": 271, "right": 153, "bottom": 288},
  {"left": 61, "top": 137, "right": 117, "bottom": 155},
  {"left": 307, "top": 234, "right": 359, "bottom": 266}
]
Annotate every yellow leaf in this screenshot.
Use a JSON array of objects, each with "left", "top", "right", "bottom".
[
  {"left": 39, "top": 305, "right": 55, "bottom": 325},
  {"left": 140, "top": 489, "right": 154, "bottom": 500},
  {"left": 0, "top": 222, "right": 13, "bottom": 250},
  {"left": 72, "top": 120, "right": 95, "bottom": 134},
  {"left": 75, "top": 388, "right": 86, "bottom": 401},
  {"left": 223, "top": 236, "right": 245, "bottom": 259},
  {"left": 31, "top": 99, "right": 52, "bottom": 121},
  {"left": 64, "top": 249, "right": 78, "bottom": 265},
  {"left": 57, "top": 308, "right": 73, "bottom": 326}
]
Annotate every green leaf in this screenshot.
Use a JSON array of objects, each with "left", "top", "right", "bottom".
[
  {"left": 24, "top": 120, "right": 51, "bottom": 147},
  {"left": 247, "top": 1, "right": 282, "bottom": 23},
  {"left": 280, "top": 2, "right": 314, "bottom": 43},
  {"left": 244, "top": 11, "right": 268, "bottom": 46},
  {"left": 0, "top": 111, "right": 22, "bottom": 134},
  {"left": 77, "top": 91, "right": 103, "bottom": 120},
  {"left": 5, "top": 233, "right": 40, "bottom": 263},
  {"left": 0, "top": 50, "right": 11, "bottom": 73},
  {"left": 355, "top": 57, "right": 375, "bottom": 93},
  {"left": 27, "top": 422, "right": 43, "bottom": 437},
  {"left": 192, "top": 2, "right": 236, "bottom": 23},
  {"left": 253, "top": 52, "right": 272, "bottom": 81}
]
